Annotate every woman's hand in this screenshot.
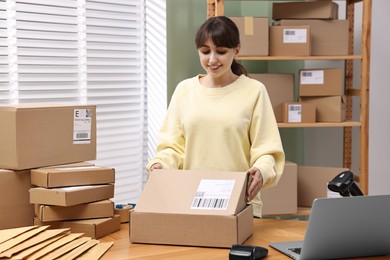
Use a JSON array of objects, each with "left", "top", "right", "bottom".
[
  {"left": 148, "top": 163, "right": 162, "bottom": 175},
  {"left": 246, "top": 167, "right": 264, "bottom": 202}
]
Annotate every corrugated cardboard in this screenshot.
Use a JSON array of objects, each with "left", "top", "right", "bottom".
[
  {"left": 0, "top": 169, "right": 35, "bottom": 230},
  {"left": 130, "top": 169, "right": 253, "bottom": 248},
  {"left": 282, "top": 102, "right": 316, "bottom": 123},
  {"left": 300, "top": 96, "right": 346, "bottom": 122},
  {"left": 299, "top": 68, "right": 343, "bottom": 96},
  {"left": 0, "top": 104, "right": 96, "bottom": 170},
  {"left": 34, "top": 215, "right": 121, "bottom": 239},
  {"left": 249, "top": 73, "right": 294, "bottom": 122},
  {"left": 29, "top": 184, "right": 114, "bottom": 207},
  {"left": 261, "top": 161, "right": 298, "bottom": 215},
  {"left": 269, "top": 25, "right": 311, "bottom": 56},
  {"left": 31, "top": 165, "right": 115, "bottom": 188},
  {"left": 298, "top": 165, "right": 349, "bottom": 207},
  {"left": 35, "top": 200, "right": 115, "bottom": 222},
  {"left": 230, "top": 17, "right": 269, "bottom": 56},
  {"left": 280, "top": 19, "right": 349, "bottom": 56},
  {"left": 272, "top": 1, "right": 339, "bottom": 20}
]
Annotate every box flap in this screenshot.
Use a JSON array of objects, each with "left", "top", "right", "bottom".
[{"left": 135, "top": 170, "right": 248, "bottom": 216}]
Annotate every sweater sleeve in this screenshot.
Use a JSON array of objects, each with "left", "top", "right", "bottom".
[
  {"left": 145, "top": 83, "right": 186, "bottom": 171},
  {"left": 250, "top": 83, "right": 285, "bottom": 189}
]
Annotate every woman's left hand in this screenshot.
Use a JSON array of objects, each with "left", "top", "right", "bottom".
[{"left": 246, "top": 167, "right": 264, "bottom": 202}]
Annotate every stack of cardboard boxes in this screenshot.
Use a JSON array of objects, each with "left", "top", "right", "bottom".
[{"left": 0, "top": 104, "right": 120, "bottom": 238}]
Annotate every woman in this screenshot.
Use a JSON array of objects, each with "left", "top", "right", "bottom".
[{"left": 146, "top": 16, "right": 285, "bottom": 217}]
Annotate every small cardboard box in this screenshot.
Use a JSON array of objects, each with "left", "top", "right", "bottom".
[
  {"left": 230, "top": 17, "right": 269, "bottom": 56},
  {"left": 31, "top": 165, "right": 115, "bottom": 188},
  {"left": 261, "top": 161, "right": 298, "bottom": 215},
  {"left": 299, "top": 68, "right": 343, "bottom": 97},
  {"left": 0, "top": 169, "right": 35, "bottom": 229},
  {"left": 249, "top": 73, "right": 294, "bottom": 122},
  {"left": 35, "top": 200, "right": 115, "bottom": 222},
  {"left": 298, "top": 165, "right": 349, "bottom": 207},
  {"left": 30, "top": 184, "right": 114, "bottom": 207},
  {"left": 0, "top": 104, "right": 96, "bottom": 170},
  {"left": 269, "top": 26, "right": 311, "bottom": 56},
  {"left": 272, "top": 1, "right": 339, "bottom": 20},
  {"left": 282, "top": 102, "right": 316, "bottom": 123},
  {"left": 34, "top": 215, "right": 121, "bottom": 239},
  {"left": 280, "top": 19, "right": 349, "bottom": 56},
  {"left": 130, "top": 170, "right": 253, "bottom": 248},
  {"left": 300, "top": 96, "right": 346, "bottom": 122}
]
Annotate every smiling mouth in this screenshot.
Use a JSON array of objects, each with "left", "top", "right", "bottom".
[{"left": 208, "top": 65, "right": 221, "bottom": 70}]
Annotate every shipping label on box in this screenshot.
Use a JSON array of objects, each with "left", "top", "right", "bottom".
[
  {"left": 130, "top": 170, "right": 253, "bottom": 248},
  {"left": 229, "top": 17, "right": 269, "bottom": 56},
  {"left": 299, "top": 68, "right": 343, "bottom": 97},
  {"left": 270, "top": 26, "right": 311, "bottom": 56}
]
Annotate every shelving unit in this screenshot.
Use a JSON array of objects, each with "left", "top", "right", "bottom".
[{"left": 207, "top": 0, "right": 372, "bottom": 194}]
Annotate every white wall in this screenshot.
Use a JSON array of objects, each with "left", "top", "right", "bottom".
[{"left": 368, "top": 0, "right": 390, "bottom": 195}]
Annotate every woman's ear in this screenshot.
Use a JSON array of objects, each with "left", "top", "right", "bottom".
[{"left": 234, "top": 45, "right": 241, "bottom": 57}]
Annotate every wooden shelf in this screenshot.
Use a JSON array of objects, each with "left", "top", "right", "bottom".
[
  {"left": 237, "top": 55, "right": 362, "bottom": 61},
  {"left": 278, "top": 121, "right": 361, "bottom": 128}
]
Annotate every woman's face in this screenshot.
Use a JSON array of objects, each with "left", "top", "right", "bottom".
[{"left": 197, "top": 38, "right": 239, "bottom": 79}]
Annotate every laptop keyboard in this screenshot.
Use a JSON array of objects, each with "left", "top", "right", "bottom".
[{"left": 288, "top": 247, "right": 302, "bottom": 255}]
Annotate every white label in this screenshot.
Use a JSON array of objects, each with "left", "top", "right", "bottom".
[
  {"left": 191, "top": 179, "right": 235, "bottom": 210},
  {"left": 283, "top": 29, "right": 307, "bottom": 43},
  {"left": 73, "top": 108, "right": 92, "bottom": 144},
  {"left": 288, "top": 104, "right": 302, "bottom": 123},
  {"left": 300, "top": 70, "right": 324, "bottom": 85}
]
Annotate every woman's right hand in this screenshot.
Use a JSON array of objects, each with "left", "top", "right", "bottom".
[{"left": 148, "top": 163, "right": 162, "bottom": 175}]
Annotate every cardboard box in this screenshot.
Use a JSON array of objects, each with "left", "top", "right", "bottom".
[
  {"left": 272, "top": 1, "right": 339, "bottom": 20},
  {"left": 30, "top": 184, "right": 114, "bottom": 207},
  {"left": 34, "top": 215, "right": 121, "bottom": 239},
  {"left": 0, "top": 169, "right": 35, "bottom": 229},
  {"left": 229, "top": 17, "right": 269, "bottom": 56},
  {"left": 0, "top": 104, "right": 96, "bottom": 170},
  {"left": 35, "top": 200, "right": 115, "bottom": 222},
  {"left": 261, "top": 161, "right": 298, "bottom": 215},
  {"left": 269, "top": 26, "right": 311, "bottom": 56},
  {"left": 298, "top": 165, "right": 349, "bottom": 207},
  {"left": 299, "top": 68, "right": 343, "bottom": 96},
  {"left": 249, "top": 73, "right": 294, "bottom": 122},
  {"left": 130, "top": 170, "right": 253, "bottom": 248},
  {"left": 300, "top": 96, "right": 346, "bottom": 122},
  {"left": 31, "top": 165, "right": 115, "bottom": 188},
  {"left": 280, "top": 19, "right": 349, "bottom": 56},
  {"left": 282, "top": 102, "right": 316, "bottom": 123}
]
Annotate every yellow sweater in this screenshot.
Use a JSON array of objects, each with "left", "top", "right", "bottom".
[{"left": 147, "top": 74, "right": 285, "bottom": 217}]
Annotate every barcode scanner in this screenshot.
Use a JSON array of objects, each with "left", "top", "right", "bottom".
[
  {"left": 229, "top": 244, "right": 268, "bottom": 260},
  {"left": 327, "top": 170, "right": 364, "bottom": 197}
]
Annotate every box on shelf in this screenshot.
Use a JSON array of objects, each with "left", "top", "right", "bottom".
[
  {"left": 31, "top": 165, "right": 115, "bottom": 188},
  {"left": 272, "top": 1, "right": 339, "bottom": 20},
  {"left": 299, "top": 68, "right": 343, "bottom": 97},
  {"left": 282, "top": 102, "right": 316, "bottom": 123},
  {"left": 229, "top": 17, "right": 269, "bottom": 56},
  {"left": 30, "top": 184, "right": 114, "bottom": 207},
  {"left": 0, "top": 103, "right": 96, "bottom": 170},
  {"left": 249, "top": 73, "right": 294, "bottom": 122},
  {"left": 35, "top": 200, "right": 115, "bottom": 222},
  {"left": 130, "top": 169, "right": 253, "bottom": 248},
  {"left": 34, "top": 215, "right": 121, "bottom": 239},
  {"left": 269, "top": 25, "right": 311, "bottom": 56},
  {"left": 261, "top": 161, "right": 298, "bottom": 215},
  {"left": 0, "top": 169, "right": 35, "bottom": 229},
  {"left": 280, "top": 19, "right": 349, "bottom": 56},
  {"left": 300, "top": 96, "right": 346, "bottom": 122},
  {"left": 298, "top": 165, "right": 349, "bottom": 207}
]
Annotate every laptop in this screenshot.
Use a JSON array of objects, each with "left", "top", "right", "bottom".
[{"left": 269, "top": 194, "right": 390, "bottom": 260}]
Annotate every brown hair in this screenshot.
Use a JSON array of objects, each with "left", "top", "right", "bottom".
[{"left": 195, "top": 16, "right": 247, "bottom": 76}]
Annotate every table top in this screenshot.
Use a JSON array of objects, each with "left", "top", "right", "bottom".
[{"left": 99, "top": 218, "right": 390, "bottom": 260}]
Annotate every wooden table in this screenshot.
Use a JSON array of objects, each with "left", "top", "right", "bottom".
[{"left": 100, "top": 218, "right": 390, "bottom": 259}]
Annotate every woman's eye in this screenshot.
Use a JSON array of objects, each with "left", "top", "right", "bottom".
[
  {"left": 200, "top": 50, "right": 210, "bottom": 54},
  {"left": 217, "top": 51, "right": 227, "bottom": 55}
]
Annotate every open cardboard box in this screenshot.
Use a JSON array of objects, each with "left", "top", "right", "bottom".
[{"left": 130, "top": 170, "right": 253, "bottom": 248}]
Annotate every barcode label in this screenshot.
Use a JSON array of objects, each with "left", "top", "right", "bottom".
[
  {"left": 301, "top": 71, "right": 312, "bottom": 77},
  {"left": 73, "top": 108, "right": 92, "bottom": 144},
  {"left": 288, "top": 104, "right": 302, "bottom": 123},
  {"left": 283, "top": 28, "right": 307, "bottom": 43},
  {"left": 191, "top": 179, "right": 235, "bottom": 210},
  {"left": 300, "top": 70, "right": 324, "bottom": 85}
]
